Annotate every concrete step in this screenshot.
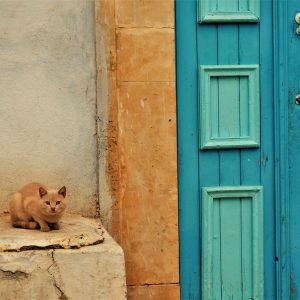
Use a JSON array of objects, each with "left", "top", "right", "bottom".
[{"left": 0, "top": 213, "right": 127, "bottom": 300}]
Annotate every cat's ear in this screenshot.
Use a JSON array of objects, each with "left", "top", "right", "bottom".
[
  {"left": 39, "top": 187, "right": 48, "bottom": 198},
  {"left": 58, "top": 186, "right": 66, "bottom": 198}
]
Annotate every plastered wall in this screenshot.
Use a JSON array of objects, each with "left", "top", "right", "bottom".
[
  {"left": 0, "top": 0, "right": 179, "bottom": 297},
  {"left": 0, "top": 0, "right": 98, "bottom": 217},
  {"left": 96, "top": 0, "right": 180, "bottom": 298}
]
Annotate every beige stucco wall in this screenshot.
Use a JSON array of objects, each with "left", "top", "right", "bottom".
[{"left": 0, "top": 0, "right": 98, "bottom": 217}]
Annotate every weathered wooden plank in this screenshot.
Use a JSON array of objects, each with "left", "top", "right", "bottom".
[
  {"left": 220, "top": 198, "right": 242, "bottom": 298},
  {"left": 241, "top": 197, "right": 253, "bottom": 299},
  {"left": 239, "top": 76, "right": 250, "bottom": 137},
  {"left": 239, "top": 0, "right": 249, "bottom": 11},
  {"left": 218, "top": 76, "right": 240, "bottom": 138},
  {"left": 202, "top": 187, "right": 264, "bottom": 300},
  {"left": 212, "top": 199, "right": 222, "bottom": 299},
  {"left": 176, "top": 0, "right": 201, "bottom": 299},
  {"left": 210, "top": 77, "right": 220, "bottom": 138},
  {"left": 257, "top": 0, "right": 277, "bottom": 298},
  {"left": 198, "top": 20, "right": 220, "bottom": 300},
  {"left": 218, "top": 0, "right": 239, "bottom": 11},
  {"left": 218, "top": 24, "right": 241, "bottom": 186}
]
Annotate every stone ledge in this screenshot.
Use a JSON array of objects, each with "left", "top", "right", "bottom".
[
  {"left": 0, "top": 213, "right": 104, "bottom": 251},
  {"left": 0, "top": 214, "right": 127, "bottom": 300}
]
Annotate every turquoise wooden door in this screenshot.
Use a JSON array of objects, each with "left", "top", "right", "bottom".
[
  {"left": 176, "top": 0, "right": 296, "bottom": 299},
  {"left": 288, "top": 1, "right": 300, "bottom": 299}
]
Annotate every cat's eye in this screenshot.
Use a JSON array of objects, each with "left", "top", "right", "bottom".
[
  {"left": 46, "top": 201, "right": 50, "bottom": 205},
  {"left": 56, "top": 201, "right": 61, "bottom": 205}
]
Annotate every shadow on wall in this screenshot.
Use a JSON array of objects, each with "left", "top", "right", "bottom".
[{"left": 0, "top": 0, "right": 99, "bottom": 217}]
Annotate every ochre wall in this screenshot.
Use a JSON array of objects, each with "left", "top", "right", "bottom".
[{"left": 96, "top": 0, "right": 179, "bottom": 298}]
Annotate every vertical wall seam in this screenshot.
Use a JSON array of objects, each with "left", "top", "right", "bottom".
[{"left": 94, "top": 0, "right": 100, "bottom": 218}]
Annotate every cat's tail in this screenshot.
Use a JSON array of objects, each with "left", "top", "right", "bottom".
[{"left": 8, "top": 192, "right": 22, "bottom": 223}]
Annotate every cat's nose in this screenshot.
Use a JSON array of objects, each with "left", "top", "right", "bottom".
[{"left": 51, "top": 207, "right": 55, "bottom": 212}]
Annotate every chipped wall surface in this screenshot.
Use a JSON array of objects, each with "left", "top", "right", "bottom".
[
  {"left": 96, "top": 0, "right": 180, "bottom": 298},
  {"left": 0, "top": 229, "right": 126, "bottom": 300},
  {"left": 0, "top": 0, "right": 98, "bottom": 217},
  {"left": 0, "top": 0, "right": 179, "bottom": 298},
  {"left": 96, "top": 0, "right": 120, "bottom": 234}
]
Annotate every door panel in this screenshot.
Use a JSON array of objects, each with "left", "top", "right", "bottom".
[
  {"left": 198, "top": 0, "right": 260, "bottom": 23},
  {"left": 177, "top": 0, "right": 276, "bottom": 299},
  {"left": 202, "top": 187, "right": 263, "bottom": 299},
  {"left": 197, "top": 2, "right": 274, "bottom": 299},
  {"left": 199, "top": 65, "right": 260, "bottom": 149}
]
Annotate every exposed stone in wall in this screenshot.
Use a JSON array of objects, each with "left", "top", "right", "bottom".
[
  {"left": 127, "top": 284, "right": 180, "bottom": 300},
  {"left": 118, "top": 82, "right": 178, "bottom": 285},
  {"left": 96, "top": 0, "right": 179, "bottom": 298},
  {"left": 116, "top": 0, "right": 174, "bottom": 29},
  {"left": 116, "top": 28, "right": 175, "bottom": 82}
]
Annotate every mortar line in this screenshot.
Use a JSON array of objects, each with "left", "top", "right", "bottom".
[{"left": 127, "top": 282, "right": 180, "bottom": 287}]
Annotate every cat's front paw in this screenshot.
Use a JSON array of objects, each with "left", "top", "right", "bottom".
[
  {"left": 40, "top": 225, "right": 50, "bottom": 232},
  {"left": 52, "top": 223, "right": 60, "bottom": 230}
]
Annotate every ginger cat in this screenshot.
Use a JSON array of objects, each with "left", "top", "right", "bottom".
[{"left": 9, "top": 183, "right": 67, "bottom": 232}]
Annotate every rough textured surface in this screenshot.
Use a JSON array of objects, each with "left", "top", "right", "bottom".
[
  {"left": 115, "top": 0, "right": 179, "bottom": 288},
  {"left": 116, "top": 0, "right": 174, "bottom": 28},
  {"left": 96, "top": 0, "right": 179, "bottom": 295},
  {"left": 0, "top": 0, "right": 98, "bottom": 217},
  {"left": 0, "top": 223, "right": 126, "bottom": 300},
  {"left": 127, "top": 284, "right": 180, "bottom": 300},
  {"left": 118, "top": 82, "right": 178, "bottom": 285},
  {"left": 96, "top": 0, "right": 121, "bottom": 236},
  {"left": 116, "top": 28, "right": 175, "bottom": 82},
  {"left": 0, "top": 213, "right": 104, "bottom": 251}
]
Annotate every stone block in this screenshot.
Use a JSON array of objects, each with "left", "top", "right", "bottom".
[
  {"left": 116, "top": 0, "right": 174, "bottom": 28},
  {"left": 127, "top": 284, "right": 180, "bottom": 300},
  {"left": 0, "top": 214, "right": 126, "bottom": 300},
  {"left": 117, "top": 29, "right": 175, "bottom": 82},
  {"left": 117, "top": 82, "right": 178, "bottom": 285}
]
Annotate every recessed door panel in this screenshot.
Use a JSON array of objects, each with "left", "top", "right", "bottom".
[{"left": 198, "top": 0, "right": 260, "bottom": 23}]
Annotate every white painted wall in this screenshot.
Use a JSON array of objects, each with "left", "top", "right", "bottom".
[{"left": 0, "top": 0, "right": 98, "bottom": 217}]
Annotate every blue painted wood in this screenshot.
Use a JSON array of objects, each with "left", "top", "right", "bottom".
[
  {"left": 176, "top": 0, "right": 201, "bottom": 299},
  {"left": 271, "top": 1, "right": 290, "bottom": 299},
  {"left": 176, "top": 0, "right": 280, "bottom": 299},
  {"left": 198, "top": 0, "right": 260, "bottom": 23},
  {"left": 287, "top": 1, "right": 300, "bottom": 299},
  {"left": 217, "top": 24, "right": 241, "bottom": 192},
  {"left": 199, "top": 65, "right": 260, "bottom": 149},
  {"left": 258, "top": 1, "right": 277, "bottom": 299},
  {"left": 194, "top": 5, "right": 223, "bottom": 298},
  {"left": 202, "top": 186, "right": 264, "bottom": 300},
  {"left": 197, "top": 18, "right": 220, "bottom": 300}
]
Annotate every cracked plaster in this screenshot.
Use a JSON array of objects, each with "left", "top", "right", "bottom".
[{"left": 0, "top": 215, "right": 126, "bottom": 300}]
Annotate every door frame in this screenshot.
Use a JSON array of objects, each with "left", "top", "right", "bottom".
[
  {"left": 175, "top": 0, "right": 290, "bottom": 299},
  {"left": 273, "top": 0, "right": 290, "bottom": 298}
]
